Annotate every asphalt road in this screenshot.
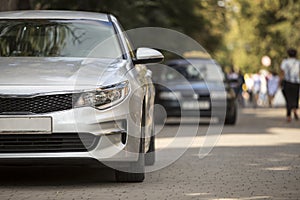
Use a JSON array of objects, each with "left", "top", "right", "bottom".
[{"left": 0, "top": 108, "right": 299, "bottom": 200}]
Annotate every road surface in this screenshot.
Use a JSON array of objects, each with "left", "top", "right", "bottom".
[{"left": 0, "top": 108, "right": 299, "bottom": 200}]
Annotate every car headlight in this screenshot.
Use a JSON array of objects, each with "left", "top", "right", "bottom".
[
  {"left": 159, "top": 91, "right": 181, "bottom": 100},
  {"left": 210, "top": 91, "right": 227, "bottom": 100},
  {"left": 74, "top": 81, "right": 129, "bottom": 110}
]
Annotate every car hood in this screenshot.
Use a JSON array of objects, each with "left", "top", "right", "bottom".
[{"left": 0, "top": 57, "right": 128, "bottom": 95}]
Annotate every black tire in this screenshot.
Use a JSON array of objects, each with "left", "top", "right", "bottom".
[
  {"left": 115, "top": 152, "right": 145, "bottom": 182},
  {"left": 115, "top": 107, "right": 146, "bottom": 182},
  {"left": 225, "top": 106, "right": 237, "bottom": 125},
  {"left": 145, "top": 135, "right": 155, "bottom": 166}
]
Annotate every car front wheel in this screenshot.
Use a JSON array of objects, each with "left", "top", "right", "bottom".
[
  {"left": 145, "top": 134, "right": 155, "bottom": 166},
  {"left": 115, "top": 110, "right": 146, "bottom": 182},
  {"left": 115, "top": 153, "right": 145, "bottom": 182}
]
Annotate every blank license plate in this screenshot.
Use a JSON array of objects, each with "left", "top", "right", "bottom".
[
  {"left": 182, "top": 101, "right": 210, "bottom": 110},
  {"left": 0, "top": 117, "right": 52, "bottom": 134}
]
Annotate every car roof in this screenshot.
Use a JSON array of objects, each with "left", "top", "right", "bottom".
[
  {"left": 166, "top": 58, "right": 219, "bottom": 66},
  {"left": 0, "top": 10, "right": 109, "bottom": 22}
]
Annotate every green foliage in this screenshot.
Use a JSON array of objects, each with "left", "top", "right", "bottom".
[
  {"left": 2, "top": 0, "right": 299, "bottom": 73},
  {"left": 29, "top": 0, "right": 226, "bottom": 53},
  {"left": 220, "top": 0, "right": 300, "bottom": 73}
]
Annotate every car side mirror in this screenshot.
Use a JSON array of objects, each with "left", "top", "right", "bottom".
[{"left": 133, "top": 47, "right": 164, "bottom": 65}]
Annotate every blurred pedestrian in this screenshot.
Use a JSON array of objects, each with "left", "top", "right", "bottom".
[
  {"left": 237, "top": 70, "right": 245, "bottom": 106},
  {"left": 267, "top": 71, "right": 280, "bottom": 107},
  {"left": 259, "top": 71, "right": 268, "bottom": 106},
  {"left": 227, "top": 68, "right": 245, "bottom": 106},
  {"left": 227, "top": 68, "right": 239, "bottom": 95},
  {"left": 252, "top": 73, "right": 261, "bottom": 108},
  {"left": 244, "top": 73, "right": 254, "bottom": 103},
  {"left": 280, "top": 48, "right": 300, "bottom": 122}
]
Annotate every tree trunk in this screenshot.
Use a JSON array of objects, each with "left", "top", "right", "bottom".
[
  {"left": 0, "top": 0, "right": 31, "bottom": 11},
  {"left": 18, "top": 0, "right": 30, "bottom": 10},
  {"left": 0, "top": 0, "right": 18, "bottom": 11}
]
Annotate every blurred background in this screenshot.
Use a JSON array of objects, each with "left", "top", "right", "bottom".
[
  {"left": 0, "top": 0, "right": 299, "bottom": 74},
  {"left": 0, "top": 2, "right": 300, "bottom": 198}
]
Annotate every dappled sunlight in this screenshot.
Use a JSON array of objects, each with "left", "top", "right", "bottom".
[
  {"left": 184, "top": 193, "right": 273, "bottom": 200},
  {"left": 156, "top": 128, "right": 300, "bottom": 149},
  {"left": 267, "top": 127, "right": 300, "bottom": 134},
  {"left": 211, "top": 197, "right": 271, "bottom": 200},
  {"left": 185, "top": 192, "right": 210, "bottom": 196},
  {"left": 264, "top": 152, "right": 299, "bottom": 164},
  {"left": 242, "top": 108, "right": 284, "bottom": 117},
  {"left": 156, "top": 108, "right": 300, "bottom": 150},
  {"left": 263, "top": 166, "right": 292, "bottom": 171}
]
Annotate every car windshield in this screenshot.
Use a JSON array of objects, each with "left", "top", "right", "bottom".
[
  {"left": 161, "top": 65, "right": 204, "bottom": 82},
  {"left": 162, "top": 60, "right": 225, "bottom": 82},
  {"left": 0, "top": 19, "right": 122, "bottom": 59},
  {"left": 193, "top": 62, "right": 225, "bottom": 82}
]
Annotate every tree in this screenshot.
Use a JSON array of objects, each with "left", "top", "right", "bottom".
[
  {"left": 219, "top": 0, "right": 300, "bottom": 73},
  {"left": 28, "top": 0, "right": 226, "bottom": 54},
  {"left": 0, "top": 0, "right": 30, "bottom": 11},
  {"left": 1, "top": 0, "right": 298, "bottom": 73}
]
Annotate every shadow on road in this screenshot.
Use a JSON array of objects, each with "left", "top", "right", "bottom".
[{"left": 0, "top": 166, "right": 116, "bottom": 186}]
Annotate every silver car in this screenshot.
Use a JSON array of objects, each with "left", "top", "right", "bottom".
[{"left": 0, "top": 10, "right": 163, "bottom": 182}]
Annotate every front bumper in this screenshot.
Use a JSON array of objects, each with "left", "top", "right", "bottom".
[{"left": 0, "top": 100, "right": 143, "bottom": 163}]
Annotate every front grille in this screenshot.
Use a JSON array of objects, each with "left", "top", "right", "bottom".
[
  {"left": 0, "top": 94, "right": 74, "bottom": 114},
  {"left": 0, "top": 133, "right": 99, "bottom": 153}
]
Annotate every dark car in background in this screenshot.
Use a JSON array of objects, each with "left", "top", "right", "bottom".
[{"left": 154, "top": 58, "right": 237, "bottom": 125}]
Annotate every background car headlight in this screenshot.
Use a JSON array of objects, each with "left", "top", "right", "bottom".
[
  {"left": 74, "top": 81, "right": 129, "bottom": 110},
  {"left": 159, "top": 91, "right": 182, "bottom": 100}
]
